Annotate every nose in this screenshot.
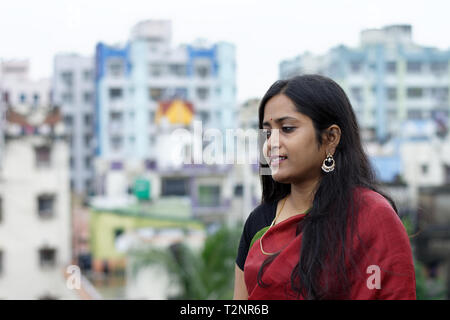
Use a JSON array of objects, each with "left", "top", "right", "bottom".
[{"left": 263, "top": 129, "right": 280, "bottom": 157}]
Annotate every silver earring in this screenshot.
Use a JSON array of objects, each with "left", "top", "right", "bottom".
[{"left": 321, "top": 152, "right": 335, "bottom": 173}]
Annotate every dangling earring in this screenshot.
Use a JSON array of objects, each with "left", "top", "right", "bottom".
[{"left": 321, "top": 152, "right": 335, "bottom": 173}]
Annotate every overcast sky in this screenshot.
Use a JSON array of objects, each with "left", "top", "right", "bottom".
[{"left": 1, "top": 0, "right": 449, "bottom": 104}]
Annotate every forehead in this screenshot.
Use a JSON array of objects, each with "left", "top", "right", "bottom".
[{"left": 263, "top": 94, "right": 305, "bottom": 121}]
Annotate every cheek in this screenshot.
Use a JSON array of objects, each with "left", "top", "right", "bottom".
[{"left": 286, "top": 136, "right": 318, "bottom": 165}]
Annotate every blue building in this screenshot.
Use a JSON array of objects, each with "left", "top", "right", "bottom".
[{"left": 94, "top": 20, "right": 237, "bottom": 161}]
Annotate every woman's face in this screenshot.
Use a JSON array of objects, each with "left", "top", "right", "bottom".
[{"left": 262, "top": 94, "right": 327, "bottom": 184}]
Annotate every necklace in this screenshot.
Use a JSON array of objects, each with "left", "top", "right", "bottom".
[
  {"left": 259, "top": 196, "right": 288, "bottom": 256},
  {"left": 259, "top": 196, "right": 312, "bottom": 256}
]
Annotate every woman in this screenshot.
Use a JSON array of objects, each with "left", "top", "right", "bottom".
[{"left": 234, "top": 75, "right": 416, "bottom": 300}]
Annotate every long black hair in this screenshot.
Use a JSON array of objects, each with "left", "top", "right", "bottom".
[{"left": 257, "top": 74, "right": 398, "bottom": 299}]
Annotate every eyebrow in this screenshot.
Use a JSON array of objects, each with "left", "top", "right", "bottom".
[{"left": 262, "top": 116, "right": 299, "bottom": 127}]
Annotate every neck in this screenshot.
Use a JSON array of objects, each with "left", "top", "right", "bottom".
[{"left": 289, "top": 177, "right": 320, "bottom": 211}]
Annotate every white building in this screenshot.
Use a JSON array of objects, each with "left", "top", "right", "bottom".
[
  {"left": 226, "top": 98, "right": 263, "bottom": 223},
  {"left": 280, "top": 24, "right": 450, "bottom": 143},
  {"left": 365, "top": 119, "right": 450, "bottom": 209},
  {"left": 0, "top": 105, "right": 77, "bottom": 299},
  {"left": 53, "top": 54, "right": 96, "bottom": 196},
  {"left": 0, "top": 60, "right": 51, "bottom": 172},
  {"left": 0, "top": 60, "right": 51, "bottom": 109}
]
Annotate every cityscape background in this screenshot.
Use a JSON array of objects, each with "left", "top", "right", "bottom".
[{"left": 0, "top": 0, "right": 449, "bottom": 299}]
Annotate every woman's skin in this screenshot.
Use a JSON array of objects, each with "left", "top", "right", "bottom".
[{"left": 233, "top": 93, "right": 341, "bottom": 300}]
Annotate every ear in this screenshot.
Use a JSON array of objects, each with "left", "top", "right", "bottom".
[{"left": 323, "top": 124, "right": 341, "bottom": 155}]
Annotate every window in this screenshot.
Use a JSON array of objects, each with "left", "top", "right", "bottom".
[
  {"left": 196, "top": 87, "right": 209, "bottom": 100},
  {"left": 174, "top": 87, "right": 188, "bottom": 99},
  {"left": 64, "top": 115, "right": 73, "bottom": 128},
  {"left": 407, "top": 109, "right": 422, "bottom": 120},
  {"left": 234, "top": 184, "right": 243, "bottom": 197},
  {"left": 110, "top": 136, "right": 123, "bottom": 150},
  {"left": 109, "top": 88, "right": 123, "bottom": 100},
  {"left": 149, "top": 64, "right": 164, "bottom": 77},
  {"left": 430, "top": 61, "right": 448, "bottom": 73},
  {"left": 84, "top": 134, "right": 91, "bottom": 147},
  {"left": 199, "top": 111, "right": 209, "bottom": 124},
  {"left": 149, "top": 88, "right": 166, "bottom": 101},
  {"left": 421, "top": 164, "right": 428, "bottom": 174},
  {"left": 83, "top": 70, "right": 92, "bottom": 81},
  {"left": 407, "top": 88, "right": 423, "bottom": 99},
  {"left": 61, "top": 71, "right": 73, "bottom": 86},
  {"left": 114, "top": 228, "right": 124, "bottom": 241},
  {"left": 198, "top": 185, "right": 221, "bottom": 206},
  {"left": 62, "top": 92, "right": 73, "bottom": 104},
  {"left": 108, "top": 59, "right": 124, "bottom": 78},
  {"left": 19, "top": 93, "right": 26, "bottom": 103},
  {"left": 196, "top": 64, "right": 210, "bottom": 78},
  {"left": 38, "top": 195, "right": 55, "bottom": 219},
  {"left": 84, "top": 114, "right": 92, "bottom": 126},
  {"left": 169, "top": 64, "right": 187, "bottom": 76},
  {"left": 85, "top": 179, "right": 92, "bottom": 193},
  {"left": 39, "top": 248, "right": 56, "bottom": 268},
  {"left": 387, "top": 87, "right": 397, "bottom": 101},
  {"left": 3, "top": 91, "right": 10, "bottom": 104},
  {"left": 161, "top": 178, "right": 189, "bottom": 196},
  {"left": 110, "top": 111, "right": 122, "bottom": 121},
  {"left": 68, "top": 135, "right": 74, "bottom": 148},
  {"left": 386, "top": 61, "right": 397, "bottom": 74},
  {"left": 33, "top": 93, "right": 40, "bottom": 106},
  {"left": 35, "top": 146, "right": 51, "bottom": 168},
  {"left": 407, "top": 61, "right": 422, "bottom": 73},
  {"left": 85, "top": 157, "right": 91, "bottom": 169},
  {"left": 350, "top": 61, "right": 363, "bottom": 73},
  {"left": 351, "top": 87, "right": 363, "bottom": 103},
  {"left": 111, "top": 161, "right": 123, "bottom": 170},
  {"left": 444, "top": 165, "right": 450, "bottom": 184},
  {"left": 431, "top": 87, "right": 449, "bottom": 102},
  {"left": 83, "top": 91, "right": 92, "bottom": 104}
]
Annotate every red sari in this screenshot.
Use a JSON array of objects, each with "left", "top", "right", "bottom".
[{"left": 244, "top": 187, "right": 416, "bottom": 300}]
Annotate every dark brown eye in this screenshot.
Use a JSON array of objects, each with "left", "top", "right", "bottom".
[{"left": 282, "top": 127, "right": 295, "bottom": 133}]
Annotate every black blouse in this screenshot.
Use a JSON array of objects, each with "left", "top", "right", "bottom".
[{"left": 235, "top": 201, "right": 277, "bottom": 271}]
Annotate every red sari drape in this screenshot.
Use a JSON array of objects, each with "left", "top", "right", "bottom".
[{"left": 244, "top": 187, "right": 416, "bottom": 300}]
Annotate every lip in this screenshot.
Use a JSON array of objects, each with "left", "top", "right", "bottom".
[{"left": 269, "top": 155, "right": 287, "bottom": 166}]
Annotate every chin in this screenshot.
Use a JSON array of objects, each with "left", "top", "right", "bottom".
[{"left": 271, "top": 171, "right": 292, "bottom": 184}]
